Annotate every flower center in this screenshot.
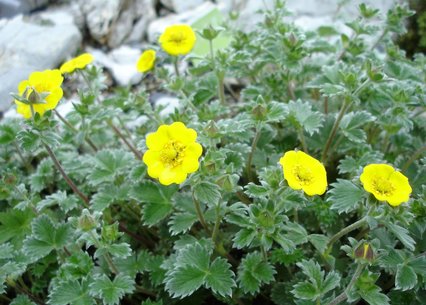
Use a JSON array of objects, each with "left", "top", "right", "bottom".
[
  {"left": 169, "top": 33, "right": 186, "bottom": 45},
  {"left": 160, "top": 140, "right": 186, "bottom": 167},
  {"left": 293, "top": 165, "right": 314, "bottom": 185},
  {"left": 372, "top": 177, "right": 395, "bottom": 197}
]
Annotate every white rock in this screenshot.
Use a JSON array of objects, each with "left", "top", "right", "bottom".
[
  {"left": 154, "top": 94, "right": 181, "bottom": 118},
  {"left": 89, "top": 46, "right": 143, "bottom": 86},
  {"left": 148, "top": 2, "right": 216, "bottom": 42},
  {"left": 80, "top": 0, "right": 156, "bottom": 48},
  {"left": 0, "top": 0, "right": 49, "bottom": 18},
  {"left": 0, "top": 11, "right": 81, "bottom": 111},
  {"left": 161, "top": 0, "right": 205, "bottom": 14}
]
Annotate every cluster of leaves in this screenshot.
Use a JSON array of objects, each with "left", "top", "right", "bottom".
[{"left": 0, "top": 1, "right": 425, "bottom": 305}]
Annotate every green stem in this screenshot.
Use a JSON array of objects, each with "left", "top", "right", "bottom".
[
  {"left": 43, "top": 142, "right": 90, "bottom": 208},
  {"left": 191, "top": 190, "right": 211, "bottom": 234},
  {"left": 298, "top": 128, "right": 308, "bottom": 153},
  {"left": 402, "top": 146, "right": 426, "bottom": 172},
  {"left": 89, "top": 231, "right": 119, "bottom": 274},
  {"left": 370, "top": 28, "right": 388, "bottom": 51},
  {"left": 54, "top": 109, "right": 98, "bottom": 152},
  {"left": 14, "top": 141, "right": 32, "bottom": 171},
  {"left": 325, "top": 217, "right": 368, "bottom": 255},
  {"left": 246, "top": 125, "right": 262, "bottom": 182},
  {"left": 211, "top": 204, "right": 222, "bottom": 244},
  {"left": 327, "top": 264, "right": 365, "bottom": 305},
  {"left": 173, "top": 56, "right": 180, "bottom": 77},
  {"left": 218, "top": 73, "right": 226, "bottom": 105},
  {"left": 321, "top": 79, "right": 370, "bottom": 163},
  {"left": 107, "top": 120, "right": 142, "bottom": 159}
]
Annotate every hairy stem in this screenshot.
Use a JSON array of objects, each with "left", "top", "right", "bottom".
[
  {"left": 325, "top": 217, "right": 367, "bottom": 255},
  {"left": 298, "top": 127, "right": 308, "bottom": 153},
  {"left": 43, "top": 142, "right": 90, "bottom": 208},
  {"left": 89, "top": 231, "right": 119, "bottom": 274},
  {"left": 173, "top": 56, "right": 180, "bottom": 77},
  {"left": 191, "top": 191, "right": 211, "bottom": 234},
  {"left": 246, "top": 125, "right": 262, "bottom": 182},
  {"left": 211, "top": 204, "right": 222, "bottom": 244},
  {"left": 108, "top": 120, "right": 142, "bottom": 159},
  {"left": 402, "top": 145, "right": 426, "bottom": 172},
  {"left": 327, "top": 263, "right": 365, "bottom": 305},
  {"left": 54, "top": 109, "right": 98, "bottom": 152}
]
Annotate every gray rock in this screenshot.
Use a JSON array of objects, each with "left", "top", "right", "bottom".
[
  {"left": 151, "top": 93, "right": 181, "bottom": 118},
  {"left": 147, "top": 2, "right": 216, "bottom": 42},
  {"left": 89, "top": 45, "right": 143, "bottom": 86},
  {"left": 80, "top": 0, "right": 155, "bottom": 48},
  {"left": 0, "top": 10, "right": 82, "bottom": 112},
  {"left": 0, "top": 0, "right": 48, "bottom": 18},
  {"left": 161, "top": 0, "right": 205, "bottom": 14}
]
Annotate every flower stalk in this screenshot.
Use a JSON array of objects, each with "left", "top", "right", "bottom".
[
  {"left": 43, "top": 142, "right": 90, "bottom": 208},
  {"left": 327, "top": 263, "right": 366, "bottom": 305},
  {"left": 191, "top": 191, "right": 211, "bottom": 235}
]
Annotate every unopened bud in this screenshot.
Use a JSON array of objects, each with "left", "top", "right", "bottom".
[
  {"left": 252, "top": 104, "right": 267, "bottom": 121},
  {"left": 204, "top": 120, "right": 220, "bottom": 138},
  {"left": 354, "top": 243, "right": 374, "bottom": 262},
  {"left": 78, "top": 210, "right": 97, "bottom": 232}
]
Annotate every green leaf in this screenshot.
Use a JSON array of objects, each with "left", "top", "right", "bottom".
[
  {"left": 245, "top": 183, "right": 268, "bottom": 198},
  {"left": 339, "top": 111, "right": 375, "bottom": 143},
  {"left": 165, "top": 264, "right": 206, "bottom": 298},
  {"left": 88, "top": 150, "right": 134, "bottom": 186},
  {"left": 357, "top": 284, "right": 390, "bottom": 305},
  {"left": 385, "top": 222, "right": 416, "bottom": 251},
  {"left": 408, "top": 256, "right": 426, "bottom": 277},
  {"left": 308, "top": 234, "right": 329, "bottom": 254},
  {"left": 327, "top": 180, "right": 365, "bottom": 214},
  {"left": 238, "top": 252, "right": 276, "bottom": 294},
  {"left": 193, "top": 181, "right": 221, "bottom": 205},
  {"left": 49, "top": 279, "right": 94, "bottom": 305},
  {"left": 395, "top": 264, "right": 417, "bottom": 291},
  {"left": 10, "top": 295, "right": 37, "bottom": 305},
  {"left": 292, "top": 282, "right": 318, "bottom": 300},
  {"left": 38, "top": 191, "right": 79, "bottom": 213},
  {"left": 0, "top": 209, "right": 34, "bottom": 244},
  {"left": 23, "top": 215, "right": 73, "bottom": 261},
  {"left": 285, "top": 100, "right": 324, "bottom": 135},
  {"left": 168, "top": 213, "right": 198, "bottom": 235},
  {"left": 91, "top": 185, "right": 130, "bottom": 212},
  {"left": 205, "top": 257, "right": 236, "bottom": 297},
  {"left": 233, "top": 228, "right": 256, "bottom": 249},
  {"left": 296, "top": 260, "right": 323, "bottom": 286},
  {"left": 89, "top": 274, "right": 134, "bottom": 305},
  {"left": 17, "top": 130, "right": 40, "bottom": 152},
  {"left": 130, "top": 181, "right": 178, "bottom": 226},
  {"left": 321, "top": 271, "right": 341, "bottom": 294}
]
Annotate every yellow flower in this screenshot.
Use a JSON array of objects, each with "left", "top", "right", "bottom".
[
  {"left": 60, "top": 53, "right": 94, "bottom": 74},
  {"left": 136, "top": 49, "right": 156, "bottom": 73},
  {"left": 279, "top": 150, "right": 327, "bottom": 196},
  {"left": 360, "top": 164, "right": 412, "bottom": 206},
  {"left": 143, "top": 122, "right": 203, "bottom": 185},
  {"left": 14, "top": 70, "right": 64, "bottom": 119},
  {"left": 158, "top": 24, "right": 196, "bottom": 56}
]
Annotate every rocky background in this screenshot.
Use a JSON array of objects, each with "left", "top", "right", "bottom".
[{"left": 0, "top": 0, "right": 397, "bottom": 115}]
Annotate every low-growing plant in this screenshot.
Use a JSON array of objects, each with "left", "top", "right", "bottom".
[{"left": 0, "top": 1, "right": 425, "bottom": 305}]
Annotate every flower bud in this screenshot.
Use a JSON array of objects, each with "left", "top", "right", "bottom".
[
  {"left": 78, "top": 210, "right": 97, "bottom": 232},
  {"left": 252, "top": 104, "right": 267, "bottom": 121},
  {"left": 204, "top": 120, "right": 220, "bottom": 138},
  {"left": 354, "top": 243, "right": 374, "bottom": 262}
]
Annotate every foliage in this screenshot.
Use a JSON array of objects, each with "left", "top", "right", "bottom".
[{"left": 0, "top": 1, "right": 425, "bottom": 305}]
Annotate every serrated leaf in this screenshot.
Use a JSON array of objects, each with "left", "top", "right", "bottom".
[
  {"left": 357, "top": 284, "right": 390, "bottom": 305},
  {"left": 193, "top": 181, "right": 221, "bottom": 205},
  {"left": 233, "top": 228, "right": 256, "bottom": 249},
  {"left": 23, "top": 215, "right": 73, "bottom": 261},
  {"left": 131, "top": 181, "right": 178, "bottom": 226},
  {"left": 89, "top": 274, "right": 134, "bottom": 305},
  {"left": 0, "top": 209, "right": 34, "bottom": 244},
  {"left": 88, "top": 150, "right": 134, "bottom": 186},
  {"left": 205, "top": 257, "right": 236, "bottom": 297},
  {"left": 292, "top": 282, "right": 318, "bottom": 300},
  {"left": 308, "top": 234, "right": 329, "bottom": 254},
  {"left": 238, "top": 252, "right": 276, "bottom": 294},
  {"left": 17, "top": 130, "right": 40, "bottom": 152},
  {"left": 385, "top": 222, "right": 416, "bottom": 251},
  {"left": 266, "top": 102, "right": 287, "bottom": 123},
  {"left": 327, "top": 180, "right": 365, "bottom": 214},
  {"left": 296, "top": 260, "right": 323, "bottom": 286},
  {"left": 37, "top": 191, "right": 79, "bottom": 213},
  {"left": 10, "top": 295, "right": 37, "bottom": 305},
  {"left": 321, "top": 271, "right": 340, "bottom": 294},
  {"left": 395, "top": 264, "right": 417, "bottom": 291},
  {"left": 339, "top": 111, "right": 375, "bottom": 143},
  {"left": 285, "top": 100, "right": 324, "bottom": 135},
  {"left": 168, "top": 213, "right": 198, "bottom": 235},
  {"left": 245, "top": 183, "right": 268, "bottom": 198},
  {"left": 49, "top": 279, "right": 94, "bottom": 305},
  {"left": 0, "top": 242, "right": 14, "bottom": 259},
  {"left": 91, "top": 184, "right": 129, "bottom": 212},
  {"left": 408, "top": 256, "right": 426, "bottom": 277},
  {"left": 165, "top": 265, "right": 206, "bottom": 298}
]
